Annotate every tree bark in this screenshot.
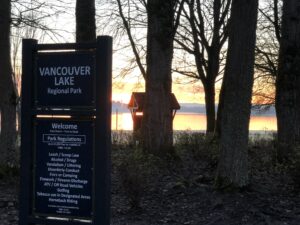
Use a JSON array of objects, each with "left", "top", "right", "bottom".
[
  {"left": 142, "top": 0, "right": 176, "bottom": 155},
  {"left": 275, "top": 0, "right": 300, "bottom": 161},
  {"left": 215, "top": 82, "right": 224, "bottom": 137},
  {"left": 204, "top": 79, "right": 216, "bottom": 134},
  {"left": 215, "top": 0, "right": 258, "bottom": 189},
  {"left": 0, "top": 0, "right": 17, "bottom": 165},
  {"left": 76, "top": 0, "right": 96, "bottom": 42}
]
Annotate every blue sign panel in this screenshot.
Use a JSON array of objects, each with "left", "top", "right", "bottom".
[
  {"left": 36, "top": 52, "right": 95, "bottom": 107},
  {"left": 34, "top": 119, "right": 93, "bottom": 218}
]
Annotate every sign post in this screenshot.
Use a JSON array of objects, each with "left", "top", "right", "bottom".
[{"left": 19, "top": 36, "right": 112, "bottom": 225}]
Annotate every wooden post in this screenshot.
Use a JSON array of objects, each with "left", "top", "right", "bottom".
[{"left": 19, "top": 38, "right": 37, "bottom": 225}]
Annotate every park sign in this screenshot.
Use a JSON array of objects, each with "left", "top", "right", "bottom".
[
  {"left": 34, "top": 119, "right": 93, "bottom": 218},
  {"left": 36, "top": 52, "right": 95, "bottom": 107},
  {"left": 19, "top": 36, "right": 112, "bottom": 225}
]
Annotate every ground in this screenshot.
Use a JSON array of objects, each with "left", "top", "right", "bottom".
[{"left": 1, "top": 135, "right": 300, "bottom": 225}]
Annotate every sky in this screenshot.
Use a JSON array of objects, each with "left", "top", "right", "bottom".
[{"left": 112, "top": 79, "right": 207, "bottom": 104}]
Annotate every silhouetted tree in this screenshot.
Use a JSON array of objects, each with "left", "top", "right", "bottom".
[
  {"left": 116, "top": 0, "right": 183, "bottom": 155},
  {"left": 76, "top": 0, "right": 96, "bottom": 42},
  {"left": 275, "top": 0, "right": 300, "bottom": 160},
  {"left": 216, "top": 0, "right": 281, "bottom": 136},
  {"left": 143, "top": 0, "right": 183, "bottom": 155},
  {"left": 175, "top": 0, "right": 231, "bottom": 134},
  {"left": 253, "top": 0, "right": 281, "bottom": 107},
  {"left": 215, "top": 0, "right": 258, "bottom": 189},
  {"left": 0, "top": 0, "right": 17, "bottom": 165},
  {"left": 116, "top": 0, "right": 147, "bottom": 78}
]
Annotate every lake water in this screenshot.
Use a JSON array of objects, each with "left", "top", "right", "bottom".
[{"left": 112, "top": 113, "right": 277, "bottom": 131}]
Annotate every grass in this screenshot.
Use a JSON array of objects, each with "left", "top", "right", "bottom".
[{"left": 112, "top": 130, "right": 300, "bottom": 203}]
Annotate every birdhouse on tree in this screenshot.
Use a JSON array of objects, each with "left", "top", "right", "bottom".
[{"left": 128, "top": 92, "right": 180, "bottom": 132}]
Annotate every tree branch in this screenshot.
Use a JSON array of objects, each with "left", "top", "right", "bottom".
[{"left": 116, "top": 0, "right": 146, "bottom": 78}]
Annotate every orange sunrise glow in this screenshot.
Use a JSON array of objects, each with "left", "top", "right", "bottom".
[
  {"left": 111, "top": 113, "right": 277, "bottom": 131},
  {"left": 112, "top": 79, "right": 206, "bottom": 104}
]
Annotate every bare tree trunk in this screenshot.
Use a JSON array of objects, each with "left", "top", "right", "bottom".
[
  {"left": 76, "top": 0, "right": 96, "bottom": 42},
  {"left": 275, "top": 0, "right": 300, "bottom": 161},
  {"left": 178, "top": 0, "right": 230, "bottom": 135},
  {"left": 204, "top": 80, "right": 216, "bottom": 134},
  {"left": 215, "top": 83, "right": 224, "bottom": 137},
  {"left": 215, "top": 0, "right": 258, "bottom": 189},
  {"left": 142, "top": 0, "right": 176, "bottom": 155},
  {"left": 0, "top": 0, "right": 17, "bottom": 165}
]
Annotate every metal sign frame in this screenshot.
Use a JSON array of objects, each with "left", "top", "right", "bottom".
[{"left": 19, "top": 36, "right": 112, "bottom": 225}]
